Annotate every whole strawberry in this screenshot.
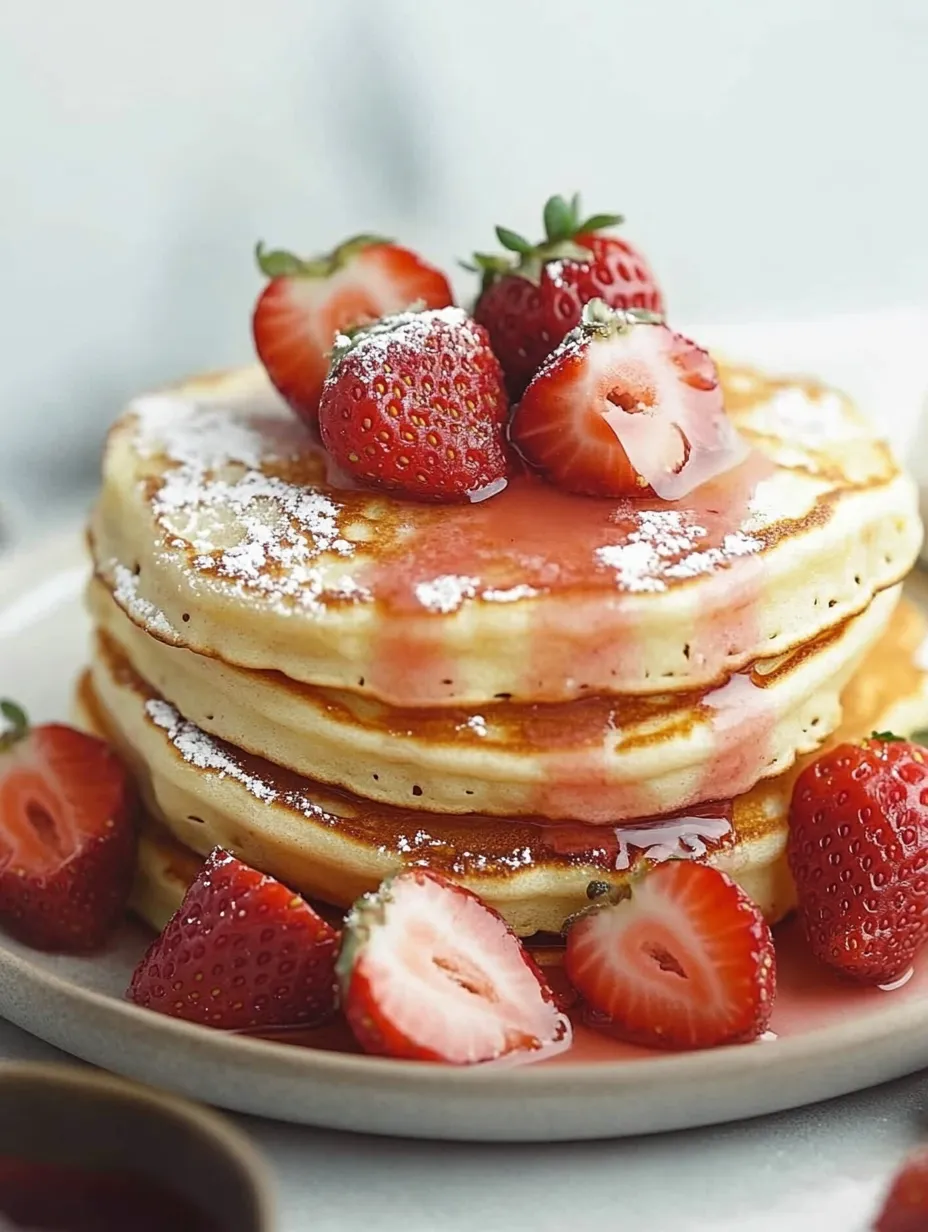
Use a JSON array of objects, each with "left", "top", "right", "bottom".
[
  {"left": 253, "top": 234, "right": 453, "bottom": 429},
  {"left": 0, "top": 700, "right": 136, "bottom": 952},
  {"left": 129, "top": 847, "right": 339, "bottom": 1030},
  {"left": 469, "top": 192, "right": 664, "bottom": 399},
  {"left": 511, "top": 299, "right": 746, "bottom": 500},
  {"left": 788, "top": 735, "right": 928, "bottom": 984},
  {"left": 318, "top": 306, "right": 510, "bottom": 502}
]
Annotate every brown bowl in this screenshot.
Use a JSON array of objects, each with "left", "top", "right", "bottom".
[{"left": 0, "top": 1062, "right": 273, "bottom": 1230}]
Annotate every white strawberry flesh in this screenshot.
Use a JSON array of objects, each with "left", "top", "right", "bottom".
[
  {"left": 580, "top": 318, "right": 747, "bottom": 499},
  {"left": 340, "top": 870, "right": 569, "bottom": 1064},
  {"left": 564, "top": 862, "right": 775, "bottom": 1050}
]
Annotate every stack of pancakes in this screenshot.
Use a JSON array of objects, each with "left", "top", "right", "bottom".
[{"left": 78, "top": 363, "right": 926, "bottom": 936}]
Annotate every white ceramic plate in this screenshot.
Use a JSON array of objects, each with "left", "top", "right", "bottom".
[{"left": 3, "top": 531, "right": 928, "bottom": 1143}]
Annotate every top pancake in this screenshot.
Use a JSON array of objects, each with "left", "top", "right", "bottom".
[{"left": 88, "top": 363, "right": 922, "bottom": 706}]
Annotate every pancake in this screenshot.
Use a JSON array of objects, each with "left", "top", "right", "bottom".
[
  {"left": 87, "top": 364, "right": 921, "bottom": 707},
  {"left": 88, "top": 575, "right": 901, "bottom": 822},
  {"left": 76, "top": 597, "right": 928, "bottom": 936}
]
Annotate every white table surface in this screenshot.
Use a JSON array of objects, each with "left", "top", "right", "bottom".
[{"left": 0, "top": 1011, "right": 921, "bottom": 1230}]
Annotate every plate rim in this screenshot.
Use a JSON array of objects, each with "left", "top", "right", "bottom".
[{"left": 4, "top": 527, "right": 928, "bottom": 1136}]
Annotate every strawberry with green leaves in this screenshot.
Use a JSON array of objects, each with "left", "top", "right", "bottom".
[
  {"left": 469, "top": 192, "right": 665, "bottom": 398},
  {"left": 253, "top": 235, "right": 453, "bottom": 428}
]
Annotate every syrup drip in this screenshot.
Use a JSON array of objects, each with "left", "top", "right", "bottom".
[{"left": 357, "top": 450, "right": 777, "bottom": 703}]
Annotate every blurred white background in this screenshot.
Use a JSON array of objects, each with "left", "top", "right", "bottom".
[{"left": 1, "top": 0, "right": 926, "bottom": 537}]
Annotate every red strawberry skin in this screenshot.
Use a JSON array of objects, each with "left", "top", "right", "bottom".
[
  {"left": 475, "top": 231, "right": 664, "bottom": 399},
  {"left": 565, "top": 862, "right": 776, "bottom": 1050},
  {"left": 511, "top": 302, "right": 739, "bottom": 500},
  {"left": 875, "top": 1147, "right": 928, "bottom": 1232},
  {"left": 318, "top": 307, "right": 510, "bottom": 502},
  {"left": 338, "top": 868, "right": 568, "bottom": 1063},
  {"left": 0, "top": 722, "right": 136, "bottom": 952},
  {"left": 253, "top": 237, "right": 453, "bottom": 429},
  {"left": 787, "top": 738, "right": 928, "bottom": 985},
  {"left": 129, "top": 847, "right": 339, "bottom": 1030}
]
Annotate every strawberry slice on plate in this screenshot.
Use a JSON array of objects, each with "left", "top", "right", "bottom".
[
  {"left": 0, "top": 700, "right": 136, "bottom": 952},
  {"left": 564, "top": 861, "right": 776, "bottom": 1050},
  {"left": 511, "top": 299, "right": 748, "bottom": 500},
  {"left": 129, "top": 847, "right": 339, "bottom": 1030},
  {"left": 338, "top": 868, "right": 570, "bottom": 1064},
  {"left": 253, "top": 234, "right": 453, "bottom": 428}
]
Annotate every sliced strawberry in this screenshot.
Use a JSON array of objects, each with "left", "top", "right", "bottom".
[
  {"left": 337, "top": 868, "right": 569, "bottom": 1063},
  {"left": 253, "top": 235, "right": 453, "bottom": 428},
  {"left": 511, "top": 299, "right": 748, "bottom": 500},
  {"left": 129, "top": 847, "right": 339, "bottom": 1030},
  {"left": 564, "top": 862, "right": 776, "bottom": 1050},
  {"left": 875, "top": 1146, "right": 928, "bottom": 1231},
  {"left": 0, "top": 701, "right": 136, "bottom": 952}
]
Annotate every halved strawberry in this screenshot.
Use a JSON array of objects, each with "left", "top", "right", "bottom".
[
  {"left": 510, "top": 299, "right": 748, "bottom": 500},
  {"left": 252, "top": 235, "right": 453, "bottom": 428},
  {"left": 0, "top": 700, "right": 136, "bottom": 952},
  {"left": 565, "top": 862, "right": 775, "bottom": 1050},
  {"left": 129, "top": 847, "right": 339, "bottom": 1030},
  {"left": 337, "top": 868, "right": 569, "bottom": 1064}
]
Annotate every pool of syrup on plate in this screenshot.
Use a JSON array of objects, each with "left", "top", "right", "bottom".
[{"left": 246, "top": 914, "right": 923, "bottom": 1065}]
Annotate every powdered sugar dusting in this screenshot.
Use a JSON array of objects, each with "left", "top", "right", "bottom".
[
  {"left": 414, "top": 574, "right": 479, "bottom": 614},
  {"left": 329, "top": 306, "right": 481, "bottom": 383},
  {"left": 112, "top": 563, "right": 180, "bottom": 640},
  {"left": 133, "top": 395, "right": 271, "bottom": 472},
  {"left": 595, "top": 509, "right": 762, "bottom": 593},
  {"left": 763, "top": 387, "right": 858, "bottom": 446},
  {"left": 146, "top": 698, "right": 277, "bottom": 801},
  {"left": 144, "top": 696, "right": 536, "bottom": 875},
  {"left": 145, "top": 697, "right": 342, "bottom": 824},
  {"left": 130, "top": 393, "right": 367, "bottom": 614},
  {"left": 389, "top": 831, "right": 534, "bottom": 874}
]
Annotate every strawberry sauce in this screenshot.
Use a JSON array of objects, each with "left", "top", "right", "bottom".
[
  {"left": 358, "top": 450, "right": 778, "bottom": 707},
  {"left": 249, "top": 914, "right": 926, "bottom": 1064}
]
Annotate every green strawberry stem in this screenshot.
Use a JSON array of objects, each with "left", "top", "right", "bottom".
[
  {"left": 578, "top": 298, "right": 664, "bottom": 338},
  {"left": 255, "top": 233, "right": 392, "bottom": 280},
  {"left": 467, "top": 192, "right": 626, "bottom": 288},
  {"left": 0, "top": 699, "right": 28, "bottom": 751}
]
